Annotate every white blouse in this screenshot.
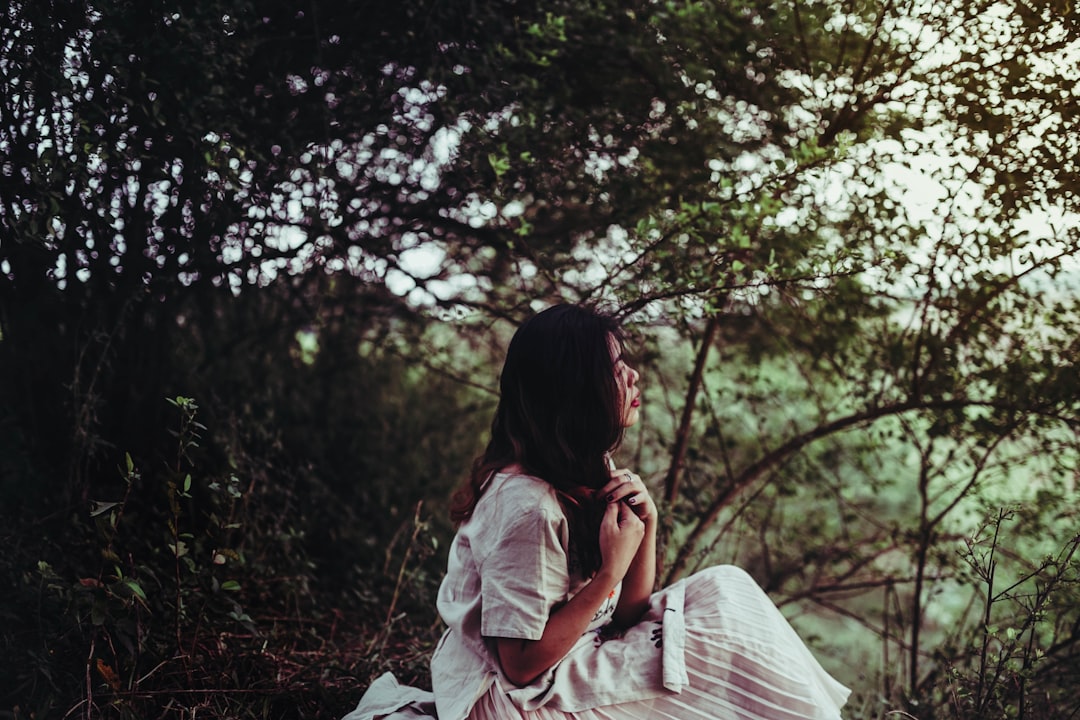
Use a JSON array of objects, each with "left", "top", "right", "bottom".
[{"left": 430, "top": 471, "right": 684, "bottom": 720}]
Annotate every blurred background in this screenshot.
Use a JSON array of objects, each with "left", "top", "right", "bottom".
[{"left": 2, "top": 1, "right": 1079, "bottom": 717}]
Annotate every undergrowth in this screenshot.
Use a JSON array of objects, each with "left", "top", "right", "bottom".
[{"left": 1, "top": 396, "right": 444, "bottom": 720}]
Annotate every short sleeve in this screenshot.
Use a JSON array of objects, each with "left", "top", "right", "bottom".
[{"left": 475, "top": 500, "right": 569, "bottom": 641}]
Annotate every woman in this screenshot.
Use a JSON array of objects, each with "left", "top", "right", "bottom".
[{"left": 346, "top": 304, "right": 850, "bottom": 720}]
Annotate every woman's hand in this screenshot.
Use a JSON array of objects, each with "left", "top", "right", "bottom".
[
  {"left": 598, "top": 495, "right": 644, "bottom": 582},
  {"left": 601, "top": 468, "right": 658, "bottom": 527},
  {"left": 600, "top": 466, "right": 657, "bottom": 627}
]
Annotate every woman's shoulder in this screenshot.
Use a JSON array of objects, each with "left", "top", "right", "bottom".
[
  {"left": 479, "top": 470, "right": 563, "bottom": 517},
  {"left": 466, "top": 471, "right": 570, "bottom": 558},
  {"left": 486, "top": 469, "right": 558, "bottom": 499}
]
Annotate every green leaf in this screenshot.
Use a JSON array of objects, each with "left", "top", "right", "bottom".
[
  {"left": 123, "top": 579, "right": 147, "bottom": 601},
  {"left": 220, "top": 580, "right": 241, "bottom": 592},
  {"left": 487, "top": 153, "right": 511, "bottom": 178},
  {"left": 90, "top": 500, "right": 120, "bottom": 518}
]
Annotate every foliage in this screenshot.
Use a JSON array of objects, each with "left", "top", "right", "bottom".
[
  {"left": 6, "top": 396, "right": 318, "bottom": 717},
  {"left": 937, "top": 508, "right": 1080, "bottom": 718}
]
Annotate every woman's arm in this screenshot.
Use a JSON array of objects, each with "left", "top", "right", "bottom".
[
  {"left": 602, "top": 468, "right": 658, "bottom": 627},
  {"left": 612, "top": 516, "right": 656, "bottom": 626},
  {"left": 496, "top": 499, "right": 644, "bottom": 686}
]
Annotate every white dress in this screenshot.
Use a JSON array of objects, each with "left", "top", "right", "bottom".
[{"left": 344, "top": 472, "right": 850, "bottom": 720}]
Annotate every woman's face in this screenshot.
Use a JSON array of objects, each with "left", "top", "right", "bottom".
[{"left": 610, "top": 337, "right": 641, "bottom": 427}]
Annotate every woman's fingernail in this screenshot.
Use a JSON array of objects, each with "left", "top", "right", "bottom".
[
  {"left": 627, "top": 497, "right": 637, "bottom": 505},
  {"left": 606, "top": 493, "right": 614, "bottom": 502}
]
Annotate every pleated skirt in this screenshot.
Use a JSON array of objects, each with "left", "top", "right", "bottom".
[{"left": 468, "top": 566, "right": 849, "bottom": 720}]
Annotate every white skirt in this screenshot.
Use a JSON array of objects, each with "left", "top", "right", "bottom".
[
  {"left": 344, "top": 566, "right": 849, "bottom": 720},
  {"left": 469, "top": 566, "right": 849, "bottom": 719}
]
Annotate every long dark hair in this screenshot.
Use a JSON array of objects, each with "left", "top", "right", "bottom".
[{"left": 451, "top": 304, "right": 625, "bottom": 576}]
